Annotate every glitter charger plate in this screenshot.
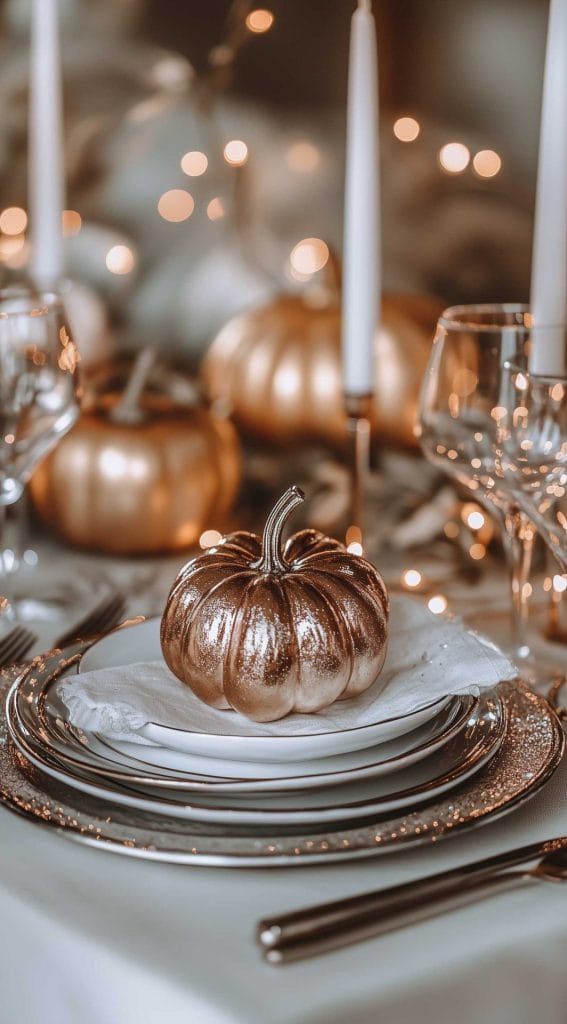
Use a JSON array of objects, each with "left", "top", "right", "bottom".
[{"left": 0, "top": 665, "right": 563, "bottom": 866}]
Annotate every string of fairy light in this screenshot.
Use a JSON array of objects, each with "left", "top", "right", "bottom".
[{"left": 0, "top": 6, "right": 510, "bottom": 283}]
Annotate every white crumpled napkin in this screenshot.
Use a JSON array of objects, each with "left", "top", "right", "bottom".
[{"left": 58, "top": 594, "right": 517, "bottom": 745}]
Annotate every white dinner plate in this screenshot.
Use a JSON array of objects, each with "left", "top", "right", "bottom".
[
  {"left": 78, "top": 618, "right": 452, "bottom": 762},
  {"left": 8, "top": 685, "right": 505, "bottom": 826}
]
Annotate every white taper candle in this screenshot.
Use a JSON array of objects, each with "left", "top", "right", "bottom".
[
  {"left": 342, "top": 0, "right": 380, "bottom": 396},
  {"left": 29, "top": 0, "right": 64, "bottom": 289},
  {"left": 530, "top": 0, "right": 567, "bottom": 375}
]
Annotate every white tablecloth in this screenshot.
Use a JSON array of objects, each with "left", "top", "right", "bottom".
[
  {"left": 1, "top": 538, "right": 566, "bottom": 1024},
  {"left": 2, "top": 758, "right": 567, "bottom": 1024}
]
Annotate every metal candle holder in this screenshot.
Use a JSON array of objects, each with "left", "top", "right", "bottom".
[
  {"left": 546, "top": 578, "right": 567, "bottom": 644},
  {"left": 344, "top": 392, "right": 372, "bottom": 552}
]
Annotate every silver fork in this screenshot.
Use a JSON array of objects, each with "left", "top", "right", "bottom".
[
  {"left": 0, "top": 590, "right": 127, "bottom": 671},
  {"left": 53, "top": 591, "right": 127, "bottom": 647},
  {"left": 0, "top": 625, "right": 36, "bottom": 668}
]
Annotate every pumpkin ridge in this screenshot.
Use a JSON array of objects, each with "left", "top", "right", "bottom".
[
  {"left": 167, "top": 557, "right": 245, "bottom": 607},
  {"left": 306, "top": 563, "right": 389, "bottom": 623},
  {"left": 174, "top": 568, "right": 255, "bottom": 685},
  {"left": 305, "top": 562, "right": 388, "bottom": 622},
  {"left": 286, "top": 572, "right": 356, "bottom": 698},
  {"left": 294, "top": 555, "right": 389, "bottom": 614},
  {"left": 276, "top": 574, "right": 301, "bottom": 709},
  {"left": 221, "top": 573, "right": 260, "bottom": 705},
  {"left": 178, "top": 548, "right": 254, "bottom": 581},
  {"left": 182, "top": 567, "right": 256, "bottom": 633}
]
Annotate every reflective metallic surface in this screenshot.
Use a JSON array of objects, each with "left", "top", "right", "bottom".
[
  {"left": 0, "top": 676, "right": 562, "bottom": 867},
  {"left": 201, "top": 293, "right": 441, "bottom": 450},
  {"left": 7, "top": 685, "right": 504, "bottom": 826},
  {"left": 161, "top": 486, "right": 390, "bottom": 722},
  {"left": 30, "top": 393, "right": 242, "bottom": 554}
]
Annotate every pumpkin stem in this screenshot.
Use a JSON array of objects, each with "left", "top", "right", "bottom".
[{"left": 253, "top": 485, "right": 305, "bottom": 573}]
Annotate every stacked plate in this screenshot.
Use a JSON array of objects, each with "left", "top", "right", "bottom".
[
  {"left": 4, "top": 618, "right": 507, "bottom": 826},
  {"left": 2, "top": 619, "right": 564, "bottom": 866}
]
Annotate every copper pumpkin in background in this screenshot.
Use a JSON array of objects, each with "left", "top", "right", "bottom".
[
  {"left": 30, "top": 393, "right": 242, "bottom": 555},
  {"left": 161, "top": 486, "right": 389, "bottom": 723},
  {"left": 201, "top": 291, "right": 442, "bottom": 450}
]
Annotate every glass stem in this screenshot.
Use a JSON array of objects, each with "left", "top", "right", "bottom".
[
  {"left": 0, "top": 501, "right": 6, "bottom": 577},
  {"left": 0, "top": 502, "right": 14, "bottom": 621},
  {"left": 500, "top": 507, "right": 534, "bottom": 663}
]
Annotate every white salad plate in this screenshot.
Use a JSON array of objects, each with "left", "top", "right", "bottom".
[
  {"left": 76, "top": 618, "right": 453, "bottom": 762},
  {"left": 93, "top": 696, "right": 471, "bottom": 790}
]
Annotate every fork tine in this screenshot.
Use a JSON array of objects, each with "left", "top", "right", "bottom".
[
  {"left": 92, "top": 595, "right": 127, "bottom": 635},
  {"left": 0, "top": 625, "right": 27, "bottom": 657},
  {"left": 6, "top": 631, "right": 36, "bottom": 665},
  {"left": 0, "top": 625, "right": 36, "bottom": 668},
  {"left": 54, "top": 592, "right": 126, "bottom": 647},
  {"left": 75, "top": 595, "right": 125, "bottom": 641}
]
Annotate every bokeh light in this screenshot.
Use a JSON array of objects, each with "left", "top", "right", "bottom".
[
  {"left": 0, "top": 207, "right": 27, "bottom": 235},
  {"left": 105, "top": 245, "right": 136, "bottom": 275},
  {"left": 346, "top": 541, "right": 364, "bottom": 556},
  {"left": 402, "top": 569, "right": 422, "bottom": 588},
  {"left": 181, "top": 151, "right": 208, "bottom": 177},
  {"left": 438, "top": 142, "right": 470, "bottom": 174},
  {"left": 472, "top": 149, "right": 502, "bottom": 178},
  {"left": 428, "top": 595, "right": 448, "bottom": 615},
  {"left": 290, "top": 237, "right": 329, "bottom": 277},
  {"left": 223, "top": 140, "right": 249, "bottom": 166},
  {"left": 158, "top": 189, "right": 194, "bottom": 222},
  {"left": 206, "top": 197, "right": 225, "bottom": 221},
  {"left": 0, "top": 235, "right": 25, "bottom": 259},
  {"left": 246, "top": 9, "right": 274, "bottom": 32},
  {"left": 553, "top": 574, "right": 567, "bottom": 593},
  {"left": 199, "top": 529, "right": 223, "bottom": 549},
  {"left": 465, "top": 509, "right": 485, "bottom": 531},
  {"left": 393, "top": 117, "right": 420, "bottom": 142},
  {"left": 62, "top": 210, "right": 82, "bottom": 237}
]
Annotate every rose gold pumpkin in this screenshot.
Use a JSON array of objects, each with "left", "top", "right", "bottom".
[
  {"left": 161, "top": 486, "right": 389, "bottom": 723},
  {"left": 201, "top": 292, "right": 442, "bottom": 449},
  {"left": 29, "top": 393, "right": 241, "bottom": 555}
]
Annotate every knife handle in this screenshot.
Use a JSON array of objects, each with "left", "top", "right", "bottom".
[
  {"left": 257, "top": 836, "right": 551, "bottom": 958},
  {"left": 260, "top": 870, "right": 530, "bottom": 964}
]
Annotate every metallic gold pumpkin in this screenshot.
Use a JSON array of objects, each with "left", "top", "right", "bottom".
[
  {"left": 29, "top": 393, "right": 242, "bottom": 555},
  {"left": 160, "top": 486, "right": 389, "bottom": 723},
  {"left": 201, "top": 292, "right": 442, "bottom": 449}
]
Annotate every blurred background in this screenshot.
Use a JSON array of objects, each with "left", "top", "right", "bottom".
[
  {"left": 0, "top": 0, "right": 549, "bottom": 364},
  {"left": 0, "top": 0, "right": 564, "bottom": 655}
]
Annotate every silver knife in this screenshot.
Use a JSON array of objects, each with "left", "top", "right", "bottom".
[{"left": 257, "top": 836, "right": 567, "bottom": 963}]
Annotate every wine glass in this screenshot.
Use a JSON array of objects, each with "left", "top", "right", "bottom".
[
  {"left": 417, "top": 304, "right": 535, "bottom": 664},
  {"left": 493, "top": 357, "right": 567, "bottom": 573},
  {"left": 0, "top": 286, "right": 80, "bottom": 622}
]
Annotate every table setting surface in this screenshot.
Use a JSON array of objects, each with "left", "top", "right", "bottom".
[
  {"left": 2, "top": 1, "right": 567, "bottom": 1020},
  {"left": 0, "top": 536, "right": 565, "bottom": 1024}
]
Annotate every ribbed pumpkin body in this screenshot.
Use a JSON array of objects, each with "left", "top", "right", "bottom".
[
  {"left": 161, "top": 491, "right": 389, "bottom": 723},
  {"left": 201, "top": 293, "right": 441, "bottom": 450},
  {"left": 30, "top": 394, "right": 241, "bottom": 555}
]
